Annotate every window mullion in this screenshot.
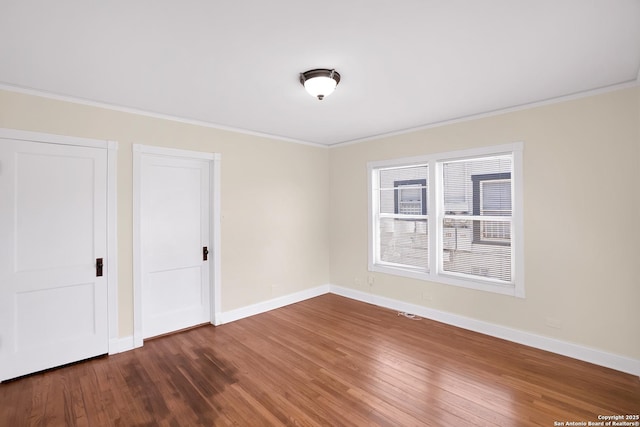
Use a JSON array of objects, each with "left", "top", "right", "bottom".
[
  {"left": 429, "top": 159, "right": 439, "bottom": 276},
  {"left": 368, "top": 167, "right": 378, "bottom": 269},
  {"left": 512, "top": 147, "right": 525, "bottom": 297}
]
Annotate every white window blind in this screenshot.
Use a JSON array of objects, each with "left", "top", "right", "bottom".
[
  {"left": 441, "top": 155, "right": 513, "bottom": 283},
  {"left": 376, "top": 165, "right": 428, "bottom": 271}
]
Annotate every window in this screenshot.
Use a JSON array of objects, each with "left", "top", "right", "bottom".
[
  {"left": 368, "top": 143, "right": 524, "bottom": 297},
  {"left": 377, "top": 166, "right": 429, "bottom": 270},
  {"left": 395, "top": 179, "right": 427, "bottom": 215},
  {"left": 471, "top": 173, "right": 511, "bottom": 244}
]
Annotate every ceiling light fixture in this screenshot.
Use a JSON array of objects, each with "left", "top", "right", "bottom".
[{"left": 299, "top": 68, "right": 341, "bottom": 100}]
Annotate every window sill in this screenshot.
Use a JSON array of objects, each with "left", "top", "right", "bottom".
[{"left": 369, "top": 263, "right": 524, "bottom": 298}]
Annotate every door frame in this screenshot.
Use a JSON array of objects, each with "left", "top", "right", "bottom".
[
  {"left": 132, "top": 144, "right": 221, "bottom": 348},
  {"left": 0, "top": 128, "right": 119, "bottom": 354}
]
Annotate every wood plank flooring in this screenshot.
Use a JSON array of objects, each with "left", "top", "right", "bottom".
[{"left": 1, "top": 294, "right": 638, "bottom": 426}]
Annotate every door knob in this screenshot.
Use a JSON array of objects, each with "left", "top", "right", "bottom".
[{"left": 96, "top": 258, "right": 104, "bottom": 277}]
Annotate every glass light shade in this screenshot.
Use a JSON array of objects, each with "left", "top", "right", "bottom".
[{"left": 304, "top": 76, "right": 338, "bottom": 100}]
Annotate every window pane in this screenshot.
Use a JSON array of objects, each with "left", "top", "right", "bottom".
[
  {"left": 442, "top": 219, "right": 512, "bottom": 282},
  {"left": 442, "top": 156, "right": 511, "bottom": 215},
  {"left": 441, "top": 154, "right": 513, "bottom": 283},
  {"left": 379, "top": 218, "right": 429, "bottom": 271},
  {"left": 379, "top": 166, "right": 428, "bottom": 215}
]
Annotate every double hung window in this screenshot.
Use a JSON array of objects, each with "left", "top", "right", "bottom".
[
  {"left": 377, "top": 166, "right": 429, "bottom": 270},
  {"left": 368, "top": 143, "right": 524, "bottom": 297}
]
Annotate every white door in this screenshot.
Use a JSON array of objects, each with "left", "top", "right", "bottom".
[
  {"left": 140, "top": 153, "right": 211, "bottom": 339},
  {"left": 0, "top": 139, "right": 108, "bottom": 381}
]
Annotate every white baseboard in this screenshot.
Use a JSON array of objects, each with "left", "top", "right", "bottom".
[
  {"left": 108, "top": 286, "right": 330, "bottom": 354},
  {"left": 107, "top": 284, "right": 640, "bottom": 377},
  {"left": 218, "top": 285, "right": 331, "bottom": 324},
  {"left": 329, "top": 285, "right": 640, "bottom": 377}
]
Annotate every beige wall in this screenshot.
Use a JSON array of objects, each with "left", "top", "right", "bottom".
[
  {"left": 329, "top": 86, "right": 640, "bottom": 360},
  {"left": 1, "top": 86, "right": 638, "bottom": 361},
  {"left": 0, "top": 90, "right": 331, "bottom": 337}
]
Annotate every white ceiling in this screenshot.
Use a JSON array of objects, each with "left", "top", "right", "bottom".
[{"left": 1, "top": 1, "right": 639, "bottom": 146}]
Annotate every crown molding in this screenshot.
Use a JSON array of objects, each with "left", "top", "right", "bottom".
[
  {"left": 0, "top": 83, "right": 328, "bottom": 149},
  {"left": 328, "top": 79, "right": 640, "bottom": 148},
  {"left": 3, "top": 78, "right": 638, "bottom": 150}
]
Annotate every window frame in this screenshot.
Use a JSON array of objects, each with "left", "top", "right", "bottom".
[{"left": 367, "top": 142, "right": 525, "bottom": 298}]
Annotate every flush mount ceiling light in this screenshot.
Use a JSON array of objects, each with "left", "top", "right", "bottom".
[{"left": 299, "top": 68, "right": 341, "bottom": 100}]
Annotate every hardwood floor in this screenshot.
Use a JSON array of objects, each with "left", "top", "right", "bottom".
[{"left": 1, "top": 294, "right": 638, "bottom": 426}]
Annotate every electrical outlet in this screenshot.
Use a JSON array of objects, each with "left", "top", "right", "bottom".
[
  {"left": 421, "top": 292, "right": 432, "bottom": 302},
  {"left": 367, "top": 275, "right": 375, "bottom": 286}
]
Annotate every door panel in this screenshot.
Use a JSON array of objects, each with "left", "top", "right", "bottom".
[
  {"left": 141, "top": 154, "right": 210, "bottom": 339},
  {"left": 147, "top": 267, "right": 204, "bottom": 315},
  {"left": 16, "top": 282, "right": 97, "bottom": 351},
  {"left": 15, "top": 151, "right": 96, "bottom": 272},
  {"left": 0, "top": 139, "right": 108, "bottom": 381}
]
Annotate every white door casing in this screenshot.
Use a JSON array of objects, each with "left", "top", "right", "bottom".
[
  {"left": 0, "top": 129, "right": 118, "bottom": 381},
  {"left": 133, "top": 145, "right": 221, "bottom": 345}
]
